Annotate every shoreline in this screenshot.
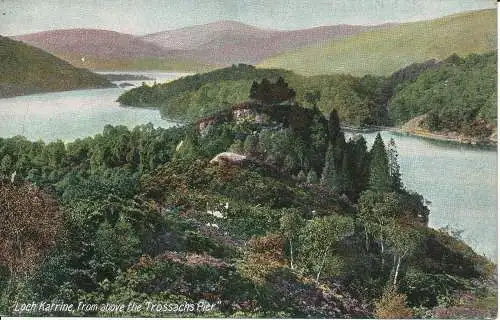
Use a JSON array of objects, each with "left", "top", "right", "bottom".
[{"left": 343, "top": 125, "right": 497, "bottom": 148}]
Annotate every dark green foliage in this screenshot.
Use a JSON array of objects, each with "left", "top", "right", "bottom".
[
  {"left": 249, "top": 77, "right": 296, "bottom": 104},
  {"left": 389, "top": 51, "right": 497, "bottom": 136},
  {"left": 401, "top": 269, "right": 468, "bottom": 308},
  {"left": 369, "top": 133, "right": 391, "bottom": 192},
  {"left": 320, "top": 143, "right": 338, "bottom": 192},
  {"left": 118, "top": 64, "right": 296, "bottom": 120},
  {"left": 117, "top": 65, "right": 390, "bottom": 126},
  {"left": 303, "top": 89, "right": 321, "bottom": 108},
  {"left": 387, "top": 138, "right": 403, "bottom": 192},
  {"left": 328, "top": 109, "right": 341, "bottom": 141}
]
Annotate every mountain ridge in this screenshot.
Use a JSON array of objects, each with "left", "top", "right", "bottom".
[
  {"left": 141, "top": 20, "right": 395, "bottom": 64},
  {"left": 258, "top": 9, "right": 497, "bottom": 76},
  {"left": 0, "top": 35, "right": 114, "bottom": 98},
  {"left": 12, "top": 21, "right": 396, "bottom": 69}
]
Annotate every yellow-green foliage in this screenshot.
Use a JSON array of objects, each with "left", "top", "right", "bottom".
[
  {"left": 59, "top": 55, "right": 218, "bottom": 73},
  {"left": 375, "top": 287, "right": 414, "bottom": 319},
  {"left": 259, "top": 9, "right": 496, "bottom": 76}
]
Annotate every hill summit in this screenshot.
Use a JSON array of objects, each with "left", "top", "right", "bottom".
[{"left": 0, "top": 35, "right": 114, "bottom": 98}]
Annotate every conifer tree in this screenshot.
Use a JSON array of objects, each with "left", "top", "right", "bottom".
[
  {"left": 249, "top": 80, "right": 259, "bottom": 100},
  {"left": 387, "top": 138, "right": 403, "bottom": 191},
  {"left": 339, "top": 149, "right": 353, "bottom": 196},
  {"left": 328, "top": 109, "right": 341, "bottom": 142},
  {"left": 369, "top": 133, "right": 391, "bottom": 191},
  {"left": 321, "top": 142, "right": 338, "bottom": 191}
]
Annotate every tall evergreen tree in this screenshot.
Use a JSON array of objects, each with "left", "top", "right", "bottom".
[
  {"left": 387, "top": 138, "right": 403, "bottom": 191},
  {"left": 352, "top": 136, "right": 370, "bottom": 196},
  {"left": 249, "top": 80, "right": 259, "bottom": 101},
  {"left": 339, "top": 149, "right": 354, "bottom": 196},
  {"left": 328, "top": 109, "right": 341, "bottom": 142},
  {"left": 369, "top": 133, "right": 391, "bottom": 191},
  {"left": 320, "top": 142, "right": 338, "bottom": 191}
]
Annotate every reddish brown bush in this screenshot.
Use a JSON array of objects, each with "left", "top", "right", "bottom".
[{"left": 0, "top": 180, "right": 62, "bottom": 276}]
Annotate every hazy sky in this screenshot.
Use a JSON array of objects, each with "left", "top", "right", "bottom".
[{"left": 0, "top": 0, "right": 496, "bottom": 36}]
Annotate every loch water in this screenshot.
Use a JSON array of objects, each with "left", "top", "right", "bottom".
[{"left": 0, "top": 72, "right": 497, "bottom": 261}]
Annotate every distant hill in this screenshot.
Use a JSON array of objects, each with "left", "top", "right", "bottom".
[
  {"left": 258, "top": 9, "right": 497, "bottom": 76},
  {"left": 0, "top": 35, "right": 114, "bottom": 98},
  {"left": 13, "top": 29, "right": 215, "bottom": 72},
  {"left": 141, "top": 20, "right": 393, "bottom": 65}
]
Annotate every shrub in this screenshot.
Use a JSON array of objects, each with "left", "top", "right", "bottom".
[{"left": 374, "top": 287, "right": 413, "bottom": 319}]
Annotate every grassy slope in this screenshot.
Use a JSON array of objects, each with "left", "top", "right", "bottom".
[
  {"left": 0, "top": 36, "right": 114, "bottom": 97},
  {"left": 57, "top": 54, "right": 219, "bottom": 73},
  {"left": 258, "top": 9, "right": 496, "bottom": 76}
]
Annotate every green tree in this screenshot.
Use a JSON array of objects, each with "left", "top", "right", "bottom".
[
  {"left": 0, "top": 155, "right": 12, "bottom": 176},
  {"left": 299, "top": 215, "right": 354, "bottom": 282},
  {"left": 279, "top": 209, "right": 304, "bottom": 269},
  {"left": 369, "top": 133, "right": 391, "bottom": 192},
  {"left": 358, "top": 190, "right": 399, "bottom": 265},
  {"left": 249, "top": 80, "right": 259, "bottom": 100},
  {"left": 328, "top": 109, "right": 341, "bottom": 142},
  {"left": 320, "top": 142, "right": 338, "bottom": 191},
  {"left": 387, "top": 223, "right": 423, "bottom": 287},
  {"left": 387, "top": 138, "right": 403, "bottom": 192}
]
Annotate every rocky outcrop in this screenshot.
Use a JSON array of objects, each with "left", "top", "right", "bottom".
[{"left": 209, "top": 152, "right": 247, "bottom": 165}]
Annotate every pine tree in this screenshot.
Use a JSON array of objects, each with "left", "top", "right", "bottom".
[
  {"left": 352, "top": 135, "right": 370, "bottom": 196},
  {"left": 249, "top": 80, "right": 259, "bottom": 100},
  {"left": 328, "top": 109, "right": 341, "bottom": 142},
  {"left": 339, "top": 149, "right": 353, "bottom": 196},
  {"left": 387, "top": 138, "right": 403, "bottom": 191},
  {"left": 369, "top": 133, "right": 391, "bottom": 191},
  {"left": 321, "top": 142, "right": 338, "bottom": 191}
]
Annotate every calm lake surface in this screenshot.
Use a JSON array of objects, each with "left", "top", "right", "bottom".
[
  {"left": 0, "top": 72, "right": 188, "bottom": 142},
  {"left": 346, "top": 131, "right": 497, "bottom": 261},
  {"left": 0, "top": 71, "right": 497, "bottom": 261}
]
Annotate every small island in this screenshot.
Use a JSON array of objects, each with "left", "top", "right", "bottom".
[{"left": 102, "top": 73, "right": 154, "bottom": 81}]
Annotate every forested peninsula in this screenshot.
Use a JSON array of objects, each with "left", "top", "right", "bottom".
[
  {"left": 118, "top": 51, "right": 497, "bottom": 144},
  {"left": 0, "top": 36, "right": 114, "bottom": 98}
]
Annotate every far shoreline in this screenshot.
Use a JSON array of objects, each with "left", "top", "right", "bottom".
[{"left": 342, "top": 125, "right": 498, "bottom": 149}]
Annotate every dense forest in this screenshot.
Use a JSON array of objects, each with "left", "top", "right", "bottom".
[
  {"left": 389, "top": 52, "right": 497, "bottom": 138},
  {"left": 118, "top": 52, "right": 497, "bottom": 139},
  {"left": 0, "top": 80, "right": 497, "bottom": 317}
]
